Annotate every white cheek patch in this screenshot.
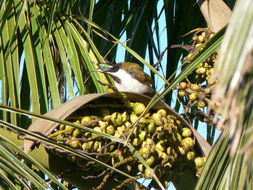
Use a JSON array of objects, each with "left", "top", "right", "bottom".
[{"left": 108, "top": 69, "right": 150, "bottom": 94}]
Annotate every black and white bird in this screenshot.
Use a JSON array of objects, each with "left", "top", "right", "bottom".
[{"left": 96, "top": 62, "right": 155, "bottom": 97}]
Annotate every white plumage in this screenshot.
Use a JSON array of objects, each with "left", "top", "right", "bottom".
[{"left": 107, "top": 69, "right": 151, "bottom": 94}]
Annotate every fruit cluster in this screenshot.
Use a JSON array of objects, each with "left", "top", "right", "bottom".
[
  {"left": 177, "top": 29, "right": 218, "bottom": 125},
  {"left": 48, "top": 98, "right": 205, "bottom": 189},
  {"left": 177, "top": 81, "right": 212, "bottom": 109},
  {"left": 195, "top": 54, "right": 216, "bottom": 83}
]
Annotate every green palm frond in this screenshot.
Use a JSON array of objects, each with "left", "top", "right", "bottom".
[
  {"left": 0, "top": 0, "right": 110, "bottom": 126},
  {"left": 196, "top": 0, "right": 253, "bottom": 189},
  {"left": 0, "top": 0, "right": 242, "bottom": 189}
]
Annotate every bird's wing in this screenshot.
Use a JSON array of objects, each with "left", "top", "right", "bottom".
[
  {"left": 127, "top": 63, "right": 153, "bottom": 85},
  {"left": 135, "top": 71, "right": 153, "bottom": 85}
]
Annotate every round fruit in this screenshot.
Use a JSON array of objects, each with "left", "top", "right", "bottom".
[
  {"left": 147, "top": 121, "right": 155, "bottom": 133},
  {"left": 157, "top": 109, "right": 167, "bottom": 117},
  {"left": 69, "top": 138, "right": 80, "bottom": 148},
  {"left": 146, "top": 155, "right": 155, "bottom": 166},
  {"left": 105, "top": 125, "right": 115, "bottom": 135},
  {"left": 198, "top": 34, "right": 205, "bottom": 43},
  {"left": 182, "top": 127, "right": 192, "bottom": 137},
  {"left": 189, "top": 92, "right": 197, "bottom": 101},
  {"left": 191, "top": 84, "right": 199, "bottom": 91},
  {"left": 194, "top": 157, "right": 205, "bottom": 169},
  {"left": 132, "top": 102, "right": 146, "bottom": 116},
  {"left": 178, "top": 146, "right": 186, "bottom": 155},
  {"left": 138, "top": 164, "right": 144, "bottom": 172},
  {"left": 144, "top": 168, "right": 153, "bottom": 178},
  {"left": 72, "top": 128, "right": 81, "bottom": 137},
  {"left": 122, "top": 111, "right": 129, "bottom": 122},
  {"left": 179, "top": 82, "right": 187, "bottom": 89},
  {"left": 178, "top": 90, "right": 186, "bottom": 97},
  {"left": 152, "top": 113, "right": 163, "bottom": 126},
  {"left": 92, "top": 126, "right": 102, "bottom": 138},
  {"left": 155, "top": 141, "right": 165, "bottom": 152},
  {"left": 111, "top": 112, "right": 123, "bottom": 126},
  {"left": 197, "top": 67, "right": 206, "bottom": 74},
  {"left": 130, "top": 113, "right": 138, "bottom": 123},
  {"left": 197, "top": 100, "right": 206, "bottom": 109},
  {"left": 139, "top": 130, "right": 147, "bottom": 142},
  {"left": 48, "top": 99, "right": 204, "bottom": 182},
  {"left": 181, "top": 137, "right": 195, "bottom": 150},
  {"left": 132, "top": 138, "right": 140, "bottom": 146},
  {"left": 81, "top": 116, "right": 91, "bottom": 125},
  {"left": 187, "top": 151, "right": 195, "bottom": 160}
]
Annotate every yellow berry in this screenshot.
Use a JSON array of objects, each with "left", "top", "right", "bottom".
[
  {"left": 132, "top": 102, "right": 146, "bottom": 116},
  {"left": 69, "top": 138, "right": 80, "bottom": 148},
  {"left": 122, "top": 111, "right": 129, "bottom": 122},
  {"left": 181, "top": 137, "right": 195, "bottom": 150},
  {"left": 197, "top": 67, "right": 206, "bottom": 74},
  {"left": 157, "top": 109, "right": 167, "bottom": 117},
  {"left": 198, "top": 35, "right": 205, "bottom": 43},
  {"left": 130, "top": 113, "right": 138, "bottom": 123},
  {"left": 189, "top": 92, "right": 197, "bottom": 101},
  {"left": 186, "top": 151, "right": 195, "bottom": 160},
  {"left": 138, "top": 164, "right": 144, "bottom": 172},
  {"left": 185, "top": 88, "right": 193, "bottom": 93},
  {"left": 72, "top": 128, "right": 81, "bottom": 137},
  {"left": 182, "top": 127, "right": 192, "bottom": 137},
  {"left": 146, "top": 155, "right": 155, "bottom": 166},
  {"left": 195, "top": 43, "right": 201, "bottom": 48},
  {"left": 132, "top": 138, "right": 140, "bottom": 146},
  {"left": 198, "top": 101, "right": 206, "bottom": 109},
  {"left": 152, "top": 113, "right": 163, "bottom": 126},
  {"left": 126, "top": 165, "right": 132, "bottom": 172},
  {"left": 92, "top": 126, "right": 102, "bottom": 138},
  {"left": 105, "top": 125, "right": 115, "bottom": 135},
  {"left": 194, "top": 157, "right": 205, "bottom": 169},
  {"left": 139, "top": 130, "right": 147, "bottom": 142},
  {"left": 191, "top": 84, "right": 199, "bottom": 91},
  {"left": 81, "top": 116, "right": 91, "bottom": 125},
  {"left": 178, "top": 90, "right": 186, "bottom": 97},
  {"left": 155, "top": 141, "right": 165, "bottom": 152},
  {"left": 144, "top": 168, "right": 153, "bottom": 178},
  {"left": 147, "top": 121, "right": 155, "bottom": 133},
  {"left": 192, "top": 35, "right": 198, "bottom": 41},
  {"left": 178, "top": 146, "right": 186, "bottom": 155},
  {"left": 179, "top": 82, "right": 187, "bottom": 89},
  {"left": 111, "top": 112, "right": 123, "bottom": 126}
]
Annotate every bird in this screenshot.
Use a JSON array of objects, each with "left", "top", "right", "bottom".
[{"left": 96, "top": 62, "right": 155, "bottom": 97}]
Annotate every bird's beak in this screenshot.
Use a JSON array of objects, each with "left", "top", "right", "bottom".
[
  {"left": 90, "top": 63, "right": 107, "bottom": 73},
  {"left": 90, "top": 69, "right": 103, "bottom": 73},
  {"left": 99, "top": 63, "right": 113, "bottom": 70},
  {"left": 90, "top": 63, "right": 114, "bottom": 73}
]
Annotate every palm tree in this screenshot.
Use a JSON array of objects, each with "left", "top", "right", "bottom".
[{"left": 1, "top": 0, "right": 252, "bottom": 189}]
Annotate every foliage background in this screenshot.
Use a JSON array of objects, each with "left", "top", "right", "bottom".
[{"left": 1, "top": 0, "right": 252, "bottom": 190}]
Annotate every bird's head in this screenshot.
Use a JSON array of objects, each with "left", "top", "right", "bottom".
[
  {"left": 96, "top": 62, "right": 155, "bottom": 96},
  {"left": 97, "top": 62, "right": 152, "bottom": 84}
]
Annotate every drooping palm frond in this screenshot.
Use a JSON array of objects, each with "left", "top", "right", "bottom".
[
  {"left": 196, "top": 0, "right": 253, "bottom": 189},
  {"left": 0, "top": 130, "right": 68, "bottom": 190},
  {"left": 0, "top": 0, "right": 110, "bottom": 128}
]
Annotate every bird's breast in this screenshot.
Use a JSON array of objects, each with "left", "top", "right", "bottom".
[{"left": 111, "top": 69, "right": 153, "bottom": 94}]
